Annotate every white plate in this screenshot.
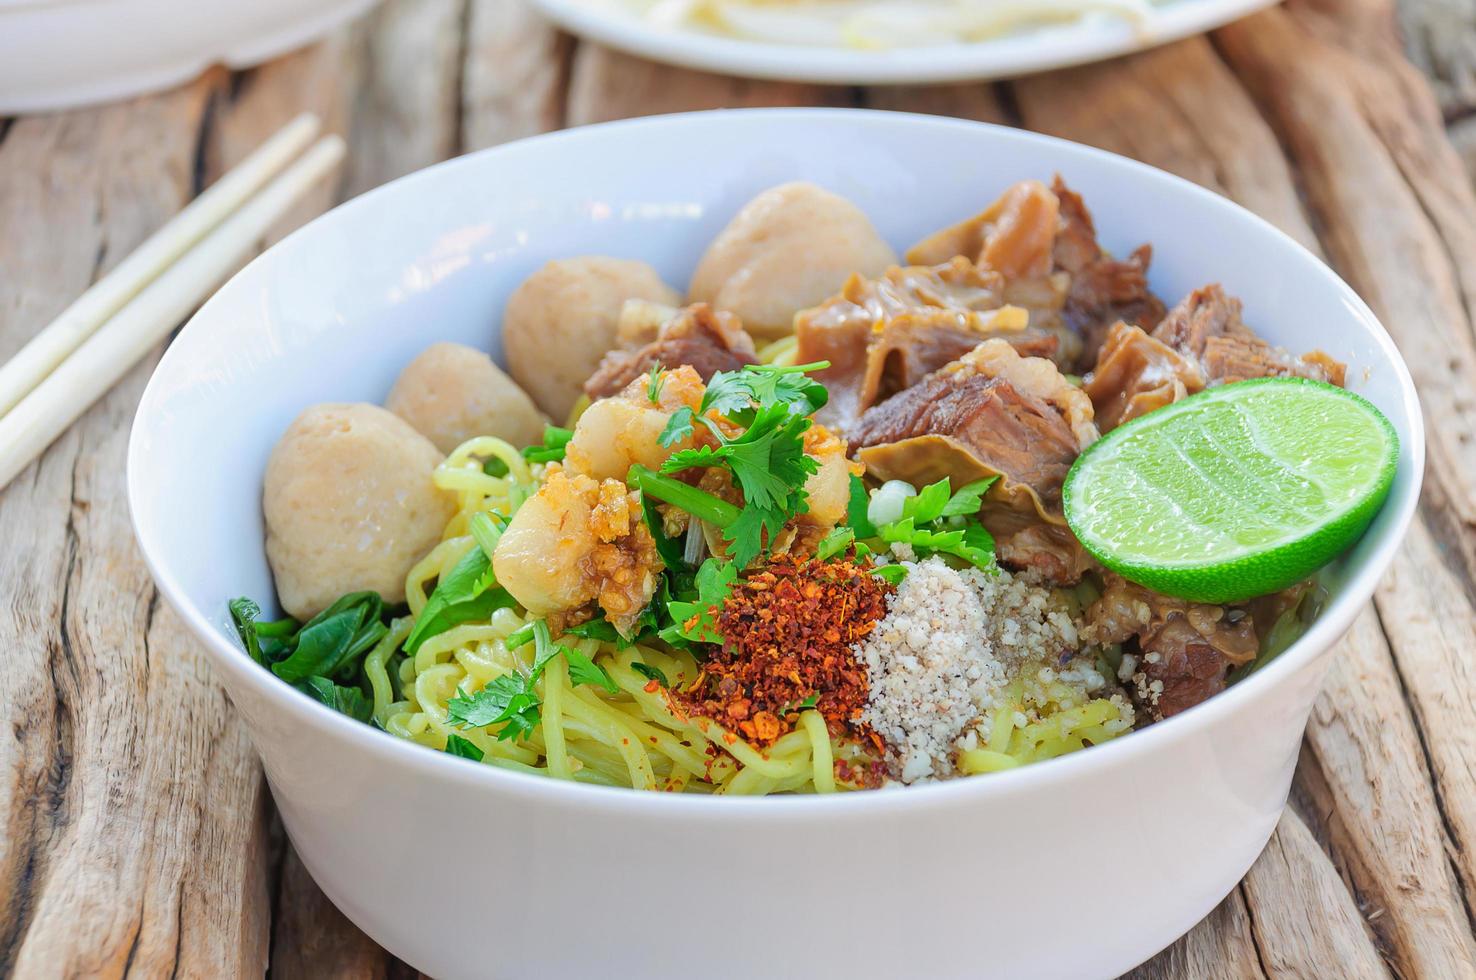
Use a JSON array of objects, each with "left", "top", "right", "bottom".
[
  {"left": 0, "top": 0, "right": 380, "bottom": 114},
  {"left": 128, "top": 109, "right": 1422, "bottom": 980},
  {"left": 530, "top": 0, "right": 1277, "bottom": 84}
]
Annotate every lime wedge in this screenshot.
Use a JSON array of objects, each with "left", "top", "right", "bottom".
[{"left": 1063, "top": 378, "right": 1399, "bottom": 603}]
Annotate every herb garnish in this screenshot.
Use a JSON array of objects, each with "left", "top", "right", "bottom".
[
  {"left": 635, "top": 361, "right": 830, "bottom": 569},
  {"left": 444, "top": 619, "right": 619, "bottom": 741},
  {"left": 659, "top": 556, "right": 738, "bottom": 645}
]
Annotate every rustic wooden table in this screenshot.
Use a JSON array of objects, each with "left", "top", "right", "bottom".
[{"left": 2, "top": 0, "right": 1475, "bottom": 976}]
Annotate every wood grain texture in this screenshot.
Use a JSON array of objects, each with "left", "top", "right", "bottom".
[
  {"left": 461, "top": 0, "right": 570, "bottom": 151},
  {"left": 2, "top": 0, "right": 1476, "bottom": 975},
  {"left": 0, "top": 76, "right": 272, "bottom": 979},
  {"left": 1242, "top": 810, "right": 1392, "bottom": 978},
  {"left": 565, "top": 43, "right": 850, "bottom": 125}
]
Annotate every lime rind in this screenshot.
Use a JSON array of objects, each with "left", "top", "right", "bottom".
[{"left": 1063, "top": 377, "right": 1399, "bottom": 604}]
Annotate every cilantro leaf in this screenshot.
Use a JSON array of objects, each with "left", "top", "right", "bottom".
[
  {"left": 446, "top": 673, "right": 541, "bottom": 741},
  {"left": 661, "top": 557, "right": 737, "bottom": 645},
  {"left": 658, "top": 406, "right": 695, "bottom": 447},
  {"left": 940, "top": 477, "right": 998, "bottom": 517},
  {"left": 631, "top": 661, "right": 669, "bottom": 687},
  {"left": 522, "top": 425, "right": 573, "bottom": 464},
  {"left": 699, "top": 361, "right": 830, "bottom": 424},
  {"left": 662, "top": 402, "right": 817, "bottom": 568},
  {"left": 444, "top": 734, "right": 484, "bottom": 761},
  {"left": 504, "top": 623, "right": 535, "bottom": 651},
  {"left": 531, "top": 620, "right": 563, "bottom": 678},
  {"left": 564, "top": 645, "right": 620, "bottom": 693}
]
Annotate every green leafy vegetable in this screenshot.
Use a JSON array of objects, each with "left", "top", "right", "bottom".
[
  {"left": 870, "top": 565, "right": 909, "bottom": 585},
  {"left": 699, "top": 361, "right": 830, "bottom": 424},
  {"left": 564, "top": 645, "right": 619, "bottom": 693},
  {"left": 298, "top": 676, "right": 374, "bottom": 723},
  {"left": 647, "top": 364, "right": 666, "bottom": 404},
  {"left": 229, "top": 597, "right": 266, "bottom": 665},
  {"left": 504, "top": 623, "right": 535, "bottom": 651},
  {"left": 444, "top": 734, "right": 485, "bottom": 761},
  {"left": 522, "top": 425, "right": 573, "bottom": 464},
  {"left": 662, "top": 401, "right": 817, "bottom": 568},
  {"left": 903, "top": 478, "right": 951, "bottom": 524},
  {"left": 446, "top": 673, "right": 541, "bottom": 740},
  {"left": 631, "top": 661, "right": 669, "bottom": 687},
  {"left": 447, "top": 619, "right": 622, "bottom": 741},
  {"left": 482, "top": 456, "right": 509, "bottom": 477},
  {"left": 846, "top": 473, "right": 877, "bottom": 539},
  {"left": 660, "top": 557, "right": 738, "bottom": 645},
  {"left": 404, "top": 546, "right": 517, "bottom": 654},
  {"left": 231, "top": 591, "right": 394, "bottom": 724},
  {"left": 272, "top": 592, "right": 387, "bottom": 683},
  {"left": 640, "top": 492, "right": 690, "bottom": 572},
  {"left": 940, "top": 477, "right": 997, "bottom": 517},
  {"left": 658, "top": 406, "right": 695, "bottom": 448}
]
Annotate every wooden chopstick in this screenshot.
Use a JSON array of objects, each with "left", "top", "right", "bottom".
[
  {"left": 0, "top": 113, "right": 323, "bottom": 420},
  {"left": 0, "top": 133, "right": 347, "bottom": 493}
]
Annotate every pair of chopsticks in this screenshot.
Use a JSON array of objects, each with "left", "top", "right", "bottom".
[{"left": 0, "top": 113, "right": 346, "bottom": 492}]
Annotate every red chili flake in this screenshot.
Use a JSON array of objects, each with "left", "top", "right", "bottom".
[{"left": 674, "top": 555, "right": 891, "bottom": 747}]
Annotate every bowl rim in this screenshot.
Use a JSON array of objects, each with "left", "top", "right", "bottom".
[
  {"left": 526, "top": 0, "right": 1279, "bottom": 85},
  {"left": 127, "top": 107, "right": 1426, "bottom": 817}
]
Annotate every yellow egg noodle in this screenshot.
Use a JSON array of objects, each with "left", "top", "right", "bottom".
[{"left": 361, "top": 432, "right": 1133, "bottom": 794}]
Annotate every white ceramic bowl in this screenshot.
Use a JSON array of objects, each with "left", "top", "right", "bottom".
[
  {"left": 0, "top": 0, "right": 379, "bottom": 113},
  {"left": 529, "top": 0, "right": 1277, "bottom": 84},
  {"left": 128, "top": 109, "right": 1423, "bottom": 980}
]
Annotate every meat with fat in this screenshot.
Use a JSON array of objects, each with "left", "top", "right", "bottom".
[{"left": 584, "top": 303, "right": 757, "bottom": 400}]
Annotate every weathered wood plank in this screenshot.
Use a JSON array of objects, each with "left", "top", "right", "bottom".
[
  {"left": 206, "top": 41, "right": 355, "bottom": 246},
  {"left": 1298, "top": 608, "right": 1476, "bottom": 978},
  {"left": 565, "top": 43, "right": 850, "bottom": 126},
  {"left": 345, "top": 0, "right": 467, "bottom": 197},
  {"left": 1217, "top": 3, "right": 1476, "bottom": 926},
  {"left": 862, "top": 83, "right": 1009, "bottom": 123},
  {"left": 272, "top": 847, "right": 400, "bottom": 979},
  {"left": 1218, "top": 1, "right": 1476, "bottom": 584},
  {"left": 1123, "top": 889, "right": 1268, "bottom": 980},
  {"left": 0, "top": 76, "right": 273, "bottom": 977},
  {"left": 1397, "top": 0, "right": 1476, "bottom": 119},
  {"left": 1011, "top": 37, "right": 1318, "bottom": 252},
  {"left": 1242, "top": 810, "right": 1393, "bottom": 978},
  {"left": 461, "top": 0, "right": 571, "bottom": 151}
]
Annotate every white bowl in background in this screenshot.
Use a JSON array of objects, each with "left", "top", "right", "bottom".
[
  {"left": 127, "top": 109, "right": 1422, "bottom": 980},
  {"left": 0, "top": 0, "right": 379, "bottom": 114},
  {"left": 529, "top": 0, "right": 1278, "bottom": 85}
]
